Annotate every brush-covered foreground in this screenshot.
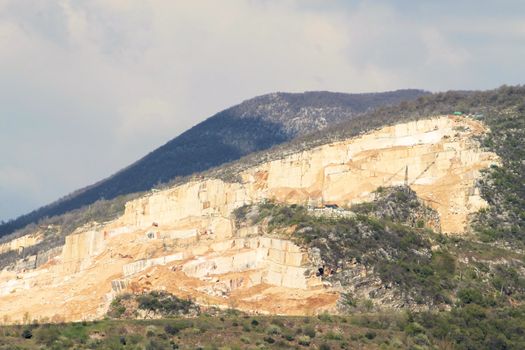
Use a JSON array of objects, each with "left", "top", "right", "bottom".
[{"left": 1, "top": 305, "right": 525, "bottom": 350}]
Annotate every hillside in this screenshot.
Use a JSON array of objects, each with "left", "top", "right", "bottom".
[
  {"left": 0, "top": 113, "right": 500, "bottom": 318},
  {"left": 0, "top": 86, "right": 523, "bottom": 349},
  {"left": 3, "top": 308, "right": 525, "bottom": 349},
  {"left": 0, "top": 89, "right": 427, "bottom": 238}
]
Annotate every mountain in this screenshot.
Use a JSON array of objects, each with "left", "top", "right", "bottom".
[
  {"left": 0, "top": 89, "right": 428, "bottom": 238},
  {"left": 0, "top": 86, "right": 524, "bottom": 350}
]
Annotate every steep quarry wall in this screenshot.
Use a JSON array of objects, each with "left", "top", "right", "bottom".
[
  {"left": 61, "top": 230, "right": 106, "bottom": 274},
  {"left": 181, "top": 237, "right": 315, "bottom": 289},
  {"left": 0, "top": 116, "right": 498, "bottom": 323},
  {"left": 122, "top": 180, "right": 247, "bottom": 231},
  {"left": 121, "top": 116, "right": 497, "bottom": 234},
  {"left": 250, "top": 117, "right": 494, "bottom": 233}
]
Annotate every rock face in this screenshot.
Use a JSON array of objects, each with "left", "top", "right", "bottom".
[
  {"left": 0, "top": 116, "right": 498, "bottom": 323},
  {"left": 352, "top": 186, "right": 442, "bottom": 232},
  {"left": 0, "top": 234, "right": 42, "bottom": 254},
  {"left": 0, "top": 90, "right": 427, "bottom": 239},
  {"left": 122, "top": 115, "right": 496, "bottom": 234}
]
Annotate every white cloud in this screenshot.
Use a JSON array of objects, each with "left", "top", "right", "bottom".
[
  {"left": 116, "top": 97, "right": 178, "bottom": 142},
  {"left": 0, "top": 166, "right": 39, "bottom": 194},
  {"left": 421, "top": 28, "right": 470, "bottom": 67}
]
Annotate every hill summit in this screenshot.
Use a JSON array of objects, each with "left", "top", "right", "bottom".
[{"left": 0, "top": 89, "right": 427, "bottom": 238}]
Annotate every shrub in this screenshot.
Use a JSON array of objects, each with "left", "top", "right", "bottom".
[
  {"left": 303, "top": 326, "right": 316, "bottom": 338},
  {"left": 21, "top": 328, "right": 32, "bottom": 339},
  {"left": 164, "top": 324, "right": 180, "bottom": 336},
  {"left": 318, "top": 312, "right": 332, "bottom": 322},
  {"left": 457, "top": 288, "right": 484, "bottom": 306},
  {"left": 263, "top": 336, "right": 275, "bottom": 344},
  {"left": 146, "top": 325, "right": 157, "bottom": 337},
  {"left": 324, "top": 330, "right": 343, "bottom": 340},
  {"left": 320, "top": 343, "right": 331, "bottom": 350},
  {"left": 365, "top": 331, "right": 377, "bottom": 340},
  {"left": 404, "top": 322, "right": 425, "bottom": 336},
  {"left": 412, "top": 333, "right": 430, "bottom": 346},
  {"left": 130, "top": 291, "right": 200, "bottom": 318},
  {"left": 107, "top": 293, "right": 133, "bottom": 319},
  {"left": 146, "top": 339, "right": 167, "bottom": 350},
  {"left": 270, "top": 318, "right": 285, "bottom": 327},
  {"left": 240, "top": 336, "right": 250, "bottom": 344},
  {"left": 128, "top": 333, "right": 144, "bottom": 344},
  {"left": 341, "top": 293, "right": 357, "bottom": 308},
  {"left": 283, "top": 333, "right": 295, "bottom": 341},
  {"left": 266, "top": 325, "right": 281, "bottom": 335},
  {"left": 297, "top": 335, "right": 311, "bottom": 346},
  {"left": 34, "top": 327, "right": 60, "bottom": 346},
  {"left": 241, "top": 323, "right": 251, "bottom": 332},
  {"left": 363, "top": 299, "right": 374, "bottom": 312}
]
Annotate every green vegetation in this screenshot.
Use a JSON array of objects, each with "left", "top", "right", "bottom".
[
  {"left": 108, "top": 292, "right": 200, "bottom": 319},
  {"left": 235, "top": 184, "right": 525, "bottom": 311},
  {"left": 235, "top": 194, "right": 456, "bottom": 305},
  {"left": 1, "top": 308, "right": 524, "bottom": 349},
  {"left": 351, "top": 186, "right": 440, "bottom": 231},
  {"left": 411, "top": 305, "right": 525, "bottom": 349},
  {"left": 473, "top": 104, "right": 525, "bottom": 244}
]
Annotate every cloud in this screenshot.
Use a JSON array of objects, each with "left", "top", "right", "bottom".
[
  {"left": 421, "top": 28, "right": 470, "bottom": 67},
  {"left": 0, "top": 166, "right": 39, "bottom": 194},
  {"left": 116, "top": 97, "right": 178, "bottom": 142},
  {"left": 0, "top": 166, "right": 41, "bottom": 221},
  {"left": 0, "top": 0, "right": 523, "bottom": 220}
]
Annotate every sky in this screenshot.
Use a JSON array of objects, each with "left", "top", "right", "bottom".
[{"left": 0, "top": 0, "right": 524, "bottom": 222}]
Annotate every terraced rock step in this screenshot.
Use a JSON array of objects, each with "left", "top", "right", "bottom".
[{"left": 0, "top": 115, "right": 498, "bottom": 323}]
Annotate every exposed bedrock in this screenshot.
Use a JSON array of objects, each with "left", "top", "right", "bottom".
[{"left": 0, "top": 116, "right": 499, "bottom": 323}]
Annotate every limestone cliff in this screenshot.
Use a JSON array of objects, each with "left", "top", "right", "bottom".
[
  {"left": 0, "top": 115, "right": 498, "bottom": 323},
  {"left": 0, "top": 233, "right": 42, "bottom": 255},
  {"left": 121, "top": 115, "right": 496, "bottom": 234}
]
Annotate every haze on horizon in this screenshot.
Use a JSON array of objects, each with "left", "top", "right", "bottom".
[{"left": 1, "top": 0, "right": 524, "bottom": 222}]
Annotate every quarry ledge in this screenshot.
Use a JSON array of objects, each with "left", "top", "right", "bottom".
[{"left": 0, "top": 115, "right": 500, "bottom": 323}]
